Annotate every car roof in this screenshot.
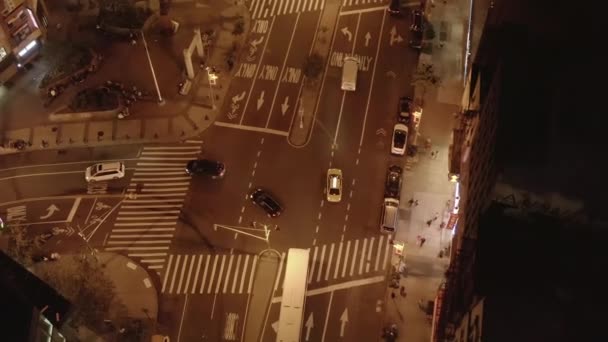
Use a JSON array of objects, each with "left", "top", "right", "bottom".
[{"left": 99, "top": 162, "right": 122, "bottom": 170}]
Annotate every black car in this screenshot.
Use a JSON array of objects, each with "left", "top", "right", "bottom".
[
  {"left": 385, "top": 165, "right": 403, "bottom": 198},
  {"left": 387, "top": 0, "right": 401, "bottom": 15},
  {"left": 409, "top": 30, "right": 423, "bottom": 50},
  {"left": 185, "top": 159, "right": 226, "bottom": 179},
  {"left": 398, "top": 97, "right": 413, "bottom": 124},
  {"left": 250, "top": 188, "right": 283, "bottom": 218},
  {"left": 410, "top": 9, "right": 424, "bottom": 32}
]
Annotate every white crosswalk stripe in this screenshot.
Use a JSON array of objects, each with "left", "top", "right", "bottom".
[
  {"left": 160, "top": 235, "right": 392, "bottom": 294},
  {"left": 341, "top": 0, "right": 387, "bottom": 6},
  {"left": 249, "top": 0, "right": 326, "bottom": 19},
  {"left": 104, "top": 142, "right": 202, "bottom": 275}
]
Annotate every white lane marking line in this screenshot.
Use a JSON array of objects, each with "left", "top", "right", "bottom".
[
  {"left": 223, "top": 255, "right": 235, "bottom": 294},
  {"left": 192, "top": 255, "right": 203, "bottom": 294},
  {"left": 207, "top": 255, "right": 219, "bottom": 294},
  {"left": 359, "top": 7, "right": 387, "bottom": 146},
  {"left": 382, "top": 236, "right": 391, "bottom": 270},
  {"left": 350, "top": 240, "right": 358, "bottom": 276},
  {"left": 339, "top": 5, "right": 386, "bottom": 16},
  {"left": 142, "top": 146, "right": 201, "bottom": 151},
  {"left": 374, "top": 235, "right": 384, "bottom": 271},
  {"left": 232, "top": 255, "right": 242, "bottom": 294},
  {"left": 366, "top": 237, "right": 374, "bottom": 273},
  {"left": 316, "top": 244, "right": 326, "bottom": 282},
  {"left": 200, "top": 255, "right": 211, "bottom": 294},
  {"left": 240, "top": 254, "right": 250, "bottom": 294},
  {"left": 215, "top": 121, "right": 289, "bottom": 136},
  {"left": 359, "top": 238, "right": 367, "bottom": 275},
  {"left": 247, "top": 255, "right": 258, "bottom": 294},
  {"left": 308, "top": 245, "right": 319, "bottom": 284},
  {"left": 274, "top": 252, "right": 287, "bottom": 291},
  {"left": 325, "top": 243, "right": 335, "bottom": 281},
  {"left": 342, "top": 240, "right": 351, "bottom": 278},
  {"left": 270, "top": 275, "right": 386, "bottom": 303},
  {"left": 169, "top": 255, "right": 182, "bottom": 294},
  {"left": 66, "top": 197, "right": 81, "bottom": 222},
  {"left": 215, "top": 255, "right": 227, "bottom": 294},
  {"left": 129, "top": 252, "right": 168, "bottom": 257},
  {"left": 106, "top": 239, "right": 173, "bottom": 245},
  {"left": 239, "top": 16, "right": 276, "bottom": 124},
  {"left": 177, "top": 255, "right": 190, "bottom": 294},
  {"left": 334, "top": 241, "right": 343, "bottom": 279},
  {"left": 161, "top": 254, "right": 174, "bottom": 292},
  {"left": 106, "top": 246, "right": 169, "bottom": 251}
]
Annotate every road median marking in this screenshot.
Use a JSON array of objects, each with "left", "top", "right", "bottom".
[{"left": 271, "top": 275, "right": 385, "bottom": 303}]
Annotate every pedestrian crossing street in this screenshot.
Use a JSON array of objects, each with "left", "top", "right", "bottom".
[
  {"left": 161, "top": 234, "right": 392, "bottom": 295},
  {"left": 248, "top": 0, "right": 326, "bottom": 19},
  {"left": 104, "top": 141, "right": 202, "bottom": 274}
]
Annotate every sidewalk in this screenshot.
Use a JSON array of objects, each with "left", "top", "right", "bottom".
[
  {"left": 0, "top": 0, "right": 251, "bottom": 155},
  {"left": 381, "top": 0, "right": 467, "bottom": 340}
]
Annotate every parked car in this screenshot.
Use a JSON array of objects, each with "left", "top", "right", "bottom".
[
  {"left": 250, "top": 188, "right": 283, "bottom": 218},
  {"left": 186, "top": 159, "right": 226, "bottom": 179},
  {"left": 326, "top": 168, "right": 343, "bottom": 203},
  {"left": 398, "top": 97, "right": 413, "bottom": 124},
  {"left": 410, "top": 9, "right": 424, "bottom": 32},
  {"left": 385, "top": 165, "right": 403, "bottom": 198},
  {"left": 391, "top": 123, "right": 409, "bottom": 155},
  {"left": 85, "top": 162, "right": 125, "bottom": 182}
]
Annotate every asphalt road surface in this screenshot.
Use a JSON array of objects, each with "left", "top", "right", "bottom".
[{"left": 0, "top": 2, "right": 421, "bottom": 341}]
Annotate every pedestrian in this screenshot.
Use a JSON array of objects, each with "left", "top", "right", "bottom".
[
  {"left": 434, "top": 150, "right": 439, "bottom": 159},
  {"left": 426, "top": 219, "right": 432, "bottom": 227},
  {"left": 430, "top": 151, "right": 435, "bottom": 158},
  {"left": 432, "top": 212, "right": 439, "bottom": 222},
  {"left": 391, "top": 292, "right": 396, "bottom": 299},
  {"left": 408, "top": 198, "right": 414, "bottom": 207},
  {"left": 419, "top": 237, "right": 426, "bottom": 247},
  {"left": 414, "top": 200, "right": 419, "bottom": 206},
  {"left": 400, "top": 286, "right": 407, "bottom": 297}
]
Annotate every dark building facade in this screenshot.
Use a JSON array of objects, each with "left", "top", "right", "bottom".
[{"left": 438, "top": 0, "right": 606, "bottom": 340}]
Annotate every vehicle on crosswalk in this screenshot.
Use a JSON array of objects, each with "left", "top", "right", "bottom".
[
  {"left": 326, "top": 168, "right": 343, "bottom": 203},
  {"left": 185, "top": 159, "right": 226, "bottom": 179},
  {"left": 249, "top": 188, "right": 283, "bottom": 217},
  {"left": 85, "top": 162, "right": 125, "bottom": 182},
  {"left": 391, "top": 123, "right": 409, "bottom": 155}
]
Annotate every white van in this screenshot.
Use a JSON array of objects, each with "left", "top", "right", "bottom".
[
  {"left": 380, "top": 198, "right": 400, "bottom": 233},
  {"left": 341, "top": 56, "right": 359, "bottom": 91}
]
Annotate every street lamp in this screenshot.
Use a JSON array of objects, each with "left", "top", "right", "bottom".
[{"left": 140, "top": 31, "right": 165, "bottom": 106}]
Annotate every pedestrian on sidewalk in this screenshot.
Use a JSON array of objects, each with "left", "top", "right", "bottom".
[
  {"left": 408, "top": 198, "right": 415, "bottom": 207},
  {"left": 400, "top": 286, "right": 407, "bottom": 298},
  {"left": 432, "top": 212, "right": 439, "bottom": 222},
  {"left": 414, "top": 200, "right": 419, "bottom": 206},
  {"left": 430, "top": 151, "right": 435, "bottom": 158},
  {"left": 391, "top": 292, "right": 396, "bottom": 299},
  {"left": 426, "top": 219, "right": 433, "bottom": 227},
  {"left": 419, "top": 237, "right": 427, "bottom": 247},
  {"left": 433, "top": 150, "right": 439, "bottom": 159}
]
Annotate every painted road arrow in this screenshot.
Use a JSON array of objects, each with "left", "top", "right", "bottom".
[
  {"left": 250, "top": 36, "right": 264, "bottom": 47},
  {"left": 339, "top": 308, "right": 349, "bottom": 337},
  {"left": 389, "top": 26, "right": 403, "bottom": 46},
  {"left": 232, "top": 91, "right": 246, "bottom": 103},
  {"left": 341, "top": 27, "right": 352, "bottom": 42},
  {"left": 305, "top": 313, "right": 314, "bottom": 341},
  {"left": 40, "top": 204, "right": 60, "bottom": 220},
  {"left": 281, "top": 97, "right": 290, "bottom": 115},
  {"left": 365, "top": 32, "right": 371, "bottom": 47},
  {"left": 257, "top": 91, "right": 265, "bottom": 110}
]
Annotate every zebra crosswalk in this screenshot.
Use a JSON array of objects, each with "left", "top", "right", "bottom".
[
  {"left": 341, "top": 0, "right": 387, "bottom": 6},
  {"left": 161, "top": 235, "right": 392, "bottom": 294},
  {"left": 104, "top": 142, "right": 202, "bottom": 274},
  {"left": 248, "top": 0, "right": 326, "bottom": 20}
]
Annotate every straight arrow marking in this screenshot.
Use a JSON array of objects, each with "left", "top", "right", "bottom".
[
  {"left": 281, "top": 96, "right": 290, "bottom": 115},
  {"left": 339, "top": 308, "right": 349, "bottom": 337},
  {"left": 257, "top": 91, "right": 265, "bottom": 110}
]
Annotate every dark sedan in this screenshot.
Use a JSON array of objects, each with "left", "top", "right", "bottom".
[
  {"left": 385, "top": 165, "right": 403, "bottom": 198},
  {"left": 249, "top": 188, "right": 283, "bottom": 218},
  {"left": 185, "top": 159, "right": 226, "bottom": 179}
]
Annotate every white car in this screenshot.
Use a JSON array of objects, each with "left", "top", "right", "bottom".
[
  {"left": 391, "top": 123, "right": 409, "bottom": 155},
  {"left": 85, "top": 162, "right": 125, "bottom": 182},
  {"left": 326, "top": 168, "right": 343, "bottom": 203}
]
